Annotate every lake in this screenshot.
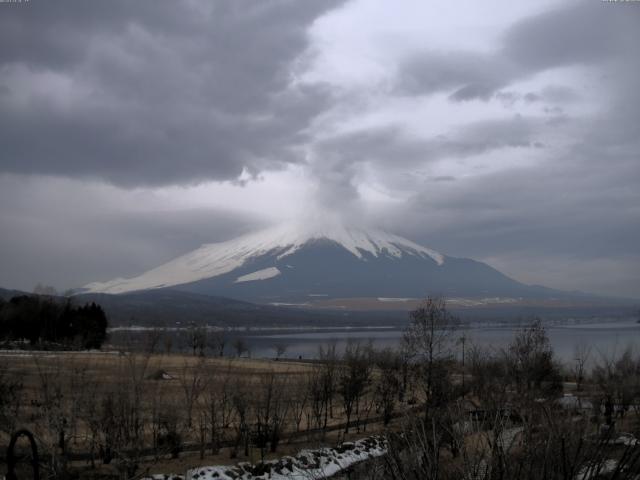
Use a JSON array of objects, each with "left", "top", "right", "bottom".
[
  {"left": 243, "top": 319, "right": 640, "bottom": 365},
  {"left": 109, "top": 317, "right": 640, "bottom": 367}
]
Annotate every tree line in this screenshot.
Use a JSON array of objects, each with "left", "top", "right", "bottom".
[{"left": 0, "top": 295, "right": 108, "bottom": 349}]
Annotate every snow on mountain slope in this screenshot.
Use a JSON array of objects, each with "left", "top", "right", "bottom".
[
  {"left": 83, "top": 223, "right": 444, "bottom": 294},
  {"left": 235, "top": 267, "right": 281, "bottom": 283}
]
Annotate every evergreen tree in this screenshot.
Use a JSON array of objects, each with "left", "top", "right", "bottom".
[{"left": 0, "top": 295, "right": 108, "bottom": 349}]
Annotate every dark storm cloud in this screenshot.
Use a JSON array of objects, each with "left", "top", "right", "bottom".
[
  {"left": 396, "top": 2, "right": 640, "bottom": 101},
  {"left": 378, "top": 71, "right": 640, "bottom": 296},
  {"left": 0, "top": 176, "right": 265, "bottom": 291},
  {"left": 1, "top": 0, "right": 638, "bottom": 298},
  {"left": 501, "top": 2, "right": 634, "bottom": 71},
  {"left": 395, "top": 149, "right": 640, "bottom": 296},
  {"left": 350, "top": 2, "right": 639, "bottom": 296},
  {"left": 404, "top": 161, "right": 640, "bottom": 259},
  {"left": 0, "top": 0, "right": 344, "bottom": 186}
]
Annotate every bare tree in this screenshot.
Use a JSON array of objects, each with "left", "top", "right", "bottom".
[
  {"left": 593, "top": 346, "right": 639, "bottom": 427},
  {"left": 164, "top": 333, "right": 173, "bottom": 355},
  {"left": 77, "top": 368, "right": 103, "bottom": 468},
  {"left": 153, "top": 397, "right": 183, "bottom": 459},
  {"left": 97, "top": 351, "right": 152, "bottom": 476},
  {"left": 32, "top": 356, "right": 69, "bottom": 477},
  {"left": 318, "top": 342, "right": 338, "bottom": 428},
  {"left": 178, "top": 357, "right": 207, "bottom": 430},
  {"left": 273, "top": 342, "right": 287, "bottom": 359},
  {"left": 202, "top": 363, "right": 235, "bottom": 455},
  {"left": 505, "top": 319, "right": 561, "bottom": 398},
  {"left": 187, "top": 324, "right": 207, "bottom": 356},
  {"left": 233, "top": 337, "right": 249, "bottom": 358},
  {"left": 289, "top": 374, "right": 309, "bottom": 433},
  {"left": 572, "top": 341, "right": 592, "bottom": 392},
  {"left": 380, "top": 384, "right": 623, "bottom": 480},
  {"left": 403, "top": 296, "right": 457, "bottom": 417},
  {"left": 209, "top": 329, "right": 226, "bottom": 357},
  {"left": 230, "top": 379, "right": 250, "bottom": 458},
  {"left": 467, "top": 344, "right": 509, "bottom": 409},
  {"left": 0, "top": 359, "right": 23, "bottom": 436},
  {"left": 338, "top": 341, "right": 372, "bottom": 433},
  {"left": 373, "top": 348, "right": 402, "bottom": 425},
  {"left": 308, "top": 364, "right": 326, "bottom": 431},
  {"left": 252, "top": 370, "right": 289, "bottom": 459},
  {"left": 65, "top": 356, "right": 93, "bottom": 448},
  {"left": 144, "top": 328, "right": 164, "bottom": 354}
]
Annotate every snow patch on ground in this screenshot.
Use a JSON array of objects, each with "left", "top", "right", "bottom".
[
  {"left": 575, "top": 459, "right": 618, "bottom": 479},
  {"left": 497, "top": 427, "right": 523, "bottom": 452},
  {"left": 145, "top": 436, "right": 386, "bottom": 480},
  {"left": 235, "top": 267, "right": 281, "bottom": 283},
  {"left": 557, "top": 394, "right": 594, "bottom": 411}
]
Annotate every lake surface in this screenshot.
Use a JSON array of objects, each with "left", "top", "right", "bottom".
[
  {"left": 244, "top": 319, "right": 640, "bottom": 365},
  {"left": 110, "top": 317, "right": 640, "bottom": 367}
]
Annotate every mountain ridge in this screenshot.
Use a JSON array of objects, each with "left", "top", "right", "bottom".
[
  {"left": 81, "top": 222, "right": 610, "bottom": 304},
  {"left": 83, "top": 223, "right": 445, "bottom": 295}
]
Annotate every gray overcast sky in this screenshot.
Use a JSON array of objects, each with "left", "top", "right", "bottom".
[{"left": 0, "top": 0, "right": 639, "bottom": 298}]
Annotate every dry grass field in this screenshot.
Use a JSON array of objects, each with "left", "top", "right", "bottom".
[
  {"left": 0, "top": 349, "right": 403, "bottom": 478},
  {"left": 3, "top": 317, "right": 640, "bottom": 479}
]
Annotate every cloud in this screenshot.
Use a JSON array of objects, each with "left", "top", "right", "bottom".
[
  {"left": 395, "top": 2, "right": 640, "bottom": 101},
  {"left": 501, "top": 1, "right": 636, "bottom": 70},
  {"left": 301, "top": 1, "right": 639, "bottom": 296},
  {"left": 0, "top": 0, "right": 344, "bottom": 186},
  {"left": 396, "top": 50, "right": 513, "bottom": 100},
  {"left": 374, "top": 125, "right": 640, "bottom": 297},
  {"left": 0, "top": 0, "right": 638, "bottom": 298},
  {"left": 0, "top": 175, "right": 267, "bottom": 291},
  {"left": 308, "top": 115, "right": 544, "bottom": 212}
]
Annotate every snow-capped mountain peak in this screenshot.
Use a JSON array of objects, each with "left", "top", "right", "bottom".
[
  {"left": 83, "top": 223, "right": 444, "bottom": 294},
  {"left": 259, "top": 222, "right": 444, "bottom": 263}
]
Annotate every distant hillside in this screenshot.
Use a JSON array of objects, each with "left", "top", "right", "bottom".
[
  {"left": 0, "top": 287, "right": 27, "bottom": 300},
  {"left": 3, "top": 286, "right": 636, "bottom": 329},
  {"left": 74, "top": 289, "right": 405, "bottom": 328}
]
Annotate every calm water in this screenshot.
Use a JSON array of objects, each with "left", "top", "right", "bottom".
[
  {"left": 243, "top": 319, "right": 640, "bottom": 365},
  {"left": 109, "top": 318, "right": 640, "bottom": 367}
]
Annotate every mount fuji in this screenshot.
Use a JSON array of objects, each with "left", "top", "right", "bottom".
[{"left": 83, "top": 222, "right": 560, "bottom": 304}]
